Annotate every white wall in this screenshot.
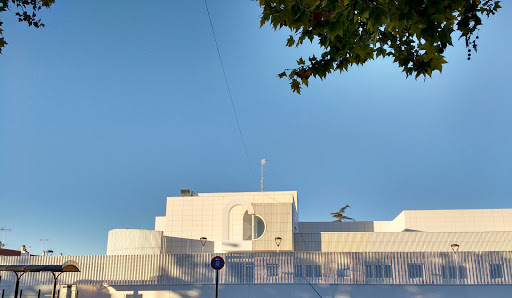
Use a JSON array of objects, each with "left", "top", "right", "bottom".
[
  {"left": 2, "top": 284, "right": 512, "bottom": 298},
  {"left": 295, "top": 231, "right": 512, "bottom": 252},
  {"left": 299, "top": 209, "right": 512, "bottom": 234},
  {"left": 161, "top": 191, "right": 297, "bottom": 253},
  {"left": 106, "top": 229, "right": 163, "bottom": 255}
]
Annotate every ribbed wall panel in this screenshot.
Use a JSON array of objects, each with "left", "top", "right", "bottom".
[
  {"left": 294, "top": 231, "right": 512, "bottom": 252},
  {"left": 0, "top": 252, "right": 511, "bottom": 286}
]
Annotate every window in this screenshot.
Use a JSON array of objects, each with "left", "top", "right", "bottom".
[
  {"left": 266, "top": 263, "right": 279, "bottom": 277},
  {"left": 442, "top": 266, "right": 467, "bottom": 280},
  {"left": 337, "top": 266, "right": 350, "bottom": 278},
  {"left": 365, "top": 264, "right": 392, "bottom": 278},
  {"left": 490, "top": 264, "right": 503, "bottom": 279},
  {"left": 365, "top": 264, "right": 373, "bottom": 278},
  {"left": 253, "top": 215, "right": 266, "bottom": 239},
  {"left": 245, "top": 263, "right": 255, "bottom": 283},
  {"left": 305, "top": 265, "right": 322, "bottom": 277},
  {"left": 374, "top": 265, "right": 383, "bottom": 278},
  {"left": 442, "top": 266, "right": 457, "bottom": 279},
  {"left": 383, "top": 265, "right": 392, "bottom": 278},
  {"left": 294, "top": 265, "right": 303, "bottom": 278},
  {"left": 407, "top": 263, "right": 424, "bottom": 279}
]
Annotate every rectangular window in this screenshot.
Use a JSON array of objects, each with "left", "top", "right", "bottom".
[
  {"left": 442, "top": 265, "right": 467, "bottom": 280},
  {"left": 245, "top": 262, "right": 254, "bottom": 283},
  {"left": 407, "top": 263, "right": 424, "bottom": 279},
  {"left": 337, "top": 266, "right": 350, "bottom": 278},
  {"left": 458, "top": 266, "right": 467, "bottom": 280},
  {"left": 294, "top": 265, "right": 303, "bottom": 278},
  {"left": 365, "top": 264, "right": 391, "bottom": 278},
  {"left": 266, "top": 263, "right": 279, "bottom": 277},
  {"left": 442, "top": 266, "right": 457, "bottom": 279},
  {"left": 230, "top": 262, "right": 244, "bottom": 283},
  {"left": 365, "top": 264, "right": 373, "bottom": 278},
  {"left": 305, "top": 265, "right": 322, "bottom": 277},
  {"left": 374, "top": 265, "right": 383, "bottom": 278},
  {"left": 383, "top": 265, "right": 392, "bottom": 278},
  {"left": 490, "top": 264, "right": 503, "bottom": 279}
]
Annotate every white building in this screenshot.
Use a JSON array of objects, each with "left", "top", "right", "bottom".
[
  {"left": 2, "top": 190, "right": 512, "bottom": 298},
  {"left": 106, "top": 190, "right": 512, "bottom": 255}
]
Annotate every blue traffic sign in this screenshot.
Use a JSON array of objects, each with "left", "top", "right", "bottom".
[{"left": 211, "top": 256, "right": 225, "bottom": 270}]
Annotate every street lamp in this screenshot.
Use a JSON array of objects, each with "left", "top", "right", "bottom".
[
  {"left": 451, "top": 244, "right": 460, "bottom": 284},
  {"left": 200, "top": 237, "right": 207, "bottom": 254},
  {"left": 274, "top": 237, "right": 282, "bottom": 253}
]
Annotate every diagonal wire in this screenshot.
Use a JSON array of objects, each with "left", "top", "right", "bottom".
[{"left": 203, "top": 0, "right": 256, "bottom": 180}]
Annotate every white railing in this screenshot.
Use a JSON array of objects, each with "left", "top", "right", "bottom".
[{"left": 0, "top": 252, "right": 511, "bottom": 285}]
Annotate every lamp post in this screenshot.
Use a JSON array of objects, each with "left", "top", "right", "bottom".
[
  {"left": 200, "top": 237, "right": 207, "bottom": 254},
  {"left": 274, "top": 237, "right": 282, "bottom": 253},
  {"left": 451, "top": 243, "right": 460, "bottom": 284}
]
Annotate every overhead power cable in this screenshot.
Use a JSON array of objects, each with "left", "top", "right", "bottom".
[{"left": 203, "top": 0, "right": 256, "bottom": 180}]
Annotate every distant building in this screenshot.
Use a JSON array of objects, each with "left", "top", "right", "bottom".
[{"left": 0, "top": 246, "right": 29, "bottom": 257}]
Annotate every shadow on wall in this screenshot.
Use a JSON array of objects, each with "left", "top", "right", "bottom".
[{"left": 162, "top": 237, "right": 215, "bottom": 254}]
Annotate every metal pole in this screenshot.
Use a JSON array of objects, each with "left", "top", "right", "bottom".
[
  {"left": 215, "top": 270, "right": 219, "bottom": 298},
  {"left": 260, "top": 163, "right": 264, "bottom": 192},
  {"left": 51, "top": 272, "right": 60, "bottom": 298},
  {"left": 20, "top": 290, "right": 22, "bottom": 298},
  {"left": 38, "top": 289, "right": 41, "bottom": 298},
  {"left": 14, "top": 273, "right": 20, "bottom": 298},
  {"left": 455, "top": 252, "right": 459, "bottom": 284}
]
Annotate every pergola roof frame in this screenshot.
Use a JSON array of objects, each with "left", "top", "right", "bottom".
[{"left": 0, "top": 261, "right": 80, "bottom": 298}]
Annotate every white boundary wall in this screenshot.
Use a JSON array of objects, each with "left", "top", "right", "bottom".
[
  {"left": 0, "top": 252, "right": 511, "bottom": 286},
  {"left": 1, "top": 284, "right": 512, "bottom": 298}
]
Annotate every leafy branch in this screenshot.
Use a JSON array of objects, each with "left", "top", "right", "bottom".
[
  {"left": 259, "top": 0, "right": 501, "bottom": 94},
  {"left": 0, "top": 0, "right": 55, "bottom": 54}
]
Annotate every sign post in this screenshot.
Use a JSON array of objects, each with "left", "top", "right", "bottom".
[{"left": 210, "top": 256, "right": 225, "bottom": 298}]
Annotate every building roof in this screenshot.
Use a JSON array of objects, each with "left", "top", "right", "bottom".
[{"left": 0, "top": 248, "right": 21, "bottom": 256}]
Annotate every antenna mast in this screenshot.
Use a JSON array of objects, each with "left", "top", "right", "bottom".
[
  {"left": 261, "top": 159, "right": 267, "bottom": 192},
  {"left": 0, "top": 227, "right": 12, "bottom": 248}
]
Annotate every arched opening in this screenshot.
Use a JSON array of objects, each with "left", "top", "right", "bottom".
[
  {"left": 229, "top": 205, "right": 246, "bottom": 241},
  {"left": 229, "top": 205, "right": 266, "bottom": 241}
]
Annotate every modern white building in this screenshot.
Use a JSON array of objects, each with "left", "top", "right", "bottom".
[
  {"left": 106, "top": 190, "right": 512, "bottom": 255},
  {"left": 2, "top": 190, "right": 512, "bottom": 298}
]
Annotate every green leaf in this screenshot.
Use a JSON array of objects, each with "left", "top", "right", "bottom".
[{"left": 286, "top": 35, "right": 295, "bottom": 47}]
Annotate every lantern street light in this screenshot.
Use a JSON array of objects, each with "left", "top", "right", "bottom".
[
  {"left": 275, "top": 237, "right": 282, "bottom": 253},
  {"left": 451, "top": 244, "right": 460, "bottom": 284},
  {"left": 200, "top": 237, "right": 207, "bottom": 254}
]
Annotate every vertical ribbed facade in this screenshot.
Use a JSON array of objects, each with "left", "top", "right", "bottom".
[{"left": 0, "top": 252, "right": 511, "bottom": 286}]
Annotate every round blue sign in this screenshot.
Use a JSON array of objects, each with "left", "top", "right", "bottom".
[{"left": 211, "top": 256, "right": 225, "bottom": 270}]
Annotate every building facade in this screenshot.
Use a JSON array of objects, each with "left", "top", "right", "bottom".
[
  {"left": 2, "top": 190, "right": 512, "bottom": 297},
  {"left": 106, "top": 190, "right": 512, "bottom": 255}
]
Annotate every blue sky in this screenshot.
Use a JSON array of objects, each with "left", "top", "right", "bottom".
[{"left": 1, "top": 1, "right": 511, "bottom": 256}]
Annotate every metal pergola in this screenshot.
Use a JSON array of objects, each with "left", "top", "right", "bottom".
[{"left": 0, "top": 261, "right": 80, "bottom": 298}]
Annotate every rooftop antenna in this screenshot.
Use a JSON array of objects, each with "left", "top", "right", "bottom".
[
  {"left": 261, "top": 159, "right": 268, "bottom": 192},
  {"left": 40, "top": 239, "right": 49, "bottom": 255},
  {"left": 0, "top": 227, "right": 12, "bottom": 248}
]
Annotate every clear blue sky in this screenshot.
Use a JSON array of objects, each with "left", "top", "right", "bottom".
[{"left": 1, "top": 1, "right": 511, "bottom": 256}]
